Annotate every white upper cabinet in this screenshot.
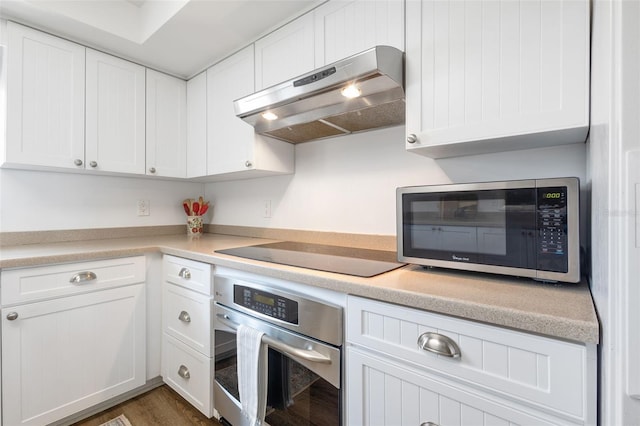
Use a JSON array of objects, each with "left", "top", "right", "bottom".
[
  {"left": 186, "top": 72, "right": 208, "bottom": 178},
  {"left": 207, "top": 45, "right": 255, "bottom": 175},
  {"left": 206, "top": 45, "right": 294, "bottom": 180},
  {"left": 146, "top": 69, "right": 187, "bottom": 178},
  {"left": 314, "top": 0, "right": 405, "bottom": 66},
  {"left": 5, "top": 22, "right": 85, "bottom": 169},
  {"left": 86, "top": 49, "right": 146, "bottom": 174},
  {"left": 254, "top": 12, "right": 315, "bottom": 90},
  {"left": 405, "top": 0, "right": 590, "bottom": 158}
]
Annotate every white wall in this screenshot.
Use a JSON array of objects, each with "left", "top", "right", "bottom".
[
  {"left": 0, "top": 169, "right": 204, "bottom": 232},
  {"left": 205, "top": 126, "right": 587, "bottom": 236},
  {"left": 0, "top": 127, "right": 587, "bottom": 235}
]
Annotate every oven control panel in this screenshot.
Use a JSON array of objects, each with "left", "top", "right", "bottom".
[{"left": 234, "top": 284, "right": 299, "bottom": 324}]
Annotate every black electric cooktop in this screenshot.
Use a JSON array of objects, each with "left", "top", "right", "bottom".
[{"left": 216, "top": 241, "right": 405, "bottom": 278}]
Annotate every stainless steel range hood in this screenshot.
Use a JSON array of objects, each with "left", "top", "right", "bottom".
[{"left": 234, "top": 46, "right": 404, "bottom": 144}]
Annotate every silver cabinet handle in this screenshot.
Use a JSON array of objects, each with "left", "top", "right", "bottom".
[
  {"left": 69, "top": 271, "right": 98, "bottom": 284},
  {"left": 6, "top": 312, "right": 18, "bottom": 321},
  {"left": 407, "top": 133, "right": 418, "bottom": 144},
  {"left": 417, "top": 332, "right": 461, "bottom": 358},
  {"left": 74, "top": 159, "right": 83, "bottom": 166},
  {"left": 178, "top": 310, "right": 191, "bottom": 323},
  {"left": 178, "top": 268, "right": 191, "bottom": 279},
  {"left": 89, "top": 161, "right": 98, "bottom": 168},
  {"left": 149, "top": 167, "right": 156, "bottom": 174},
  {"left": 245, "top": 160, "right": 252, "bottom": 168},
  {"left": 421, "top": 423, "right": 439, "bottom": 426},
  {"left": 178, "top": 365, "right": 190, "bottom": 379}
]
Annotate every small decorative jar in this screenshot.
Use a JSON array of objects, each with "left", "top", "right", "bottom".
[{"left": 187, "top": 215, "right": 204, "bottom": 236}]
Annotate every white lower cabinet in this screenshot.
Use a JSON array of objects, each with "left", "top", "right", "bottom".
[
  {"left": 162, "top": 333, "right": 214, "bottom": 416},
  {"left": 346, "top": 296, "right": 597, "bottom": 426},
  {"left": 161, "top": 255, "right": 214, "bottom": 417},
  {"left": 347, "top": 347, "right": 559, "bottom": 426},
  {"left": 0, "top": 257, "right": 147, "bottom": 426}
]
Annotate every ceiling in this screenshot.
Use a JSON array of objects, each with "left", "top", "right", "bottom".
[{"left": 0, "top": 0, "right": 322, "bottom": 79}]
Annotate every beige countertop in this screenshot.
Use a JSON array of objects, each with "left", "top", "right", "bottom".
[{"left": 0, "top": 233, "right": 599, "bottom": 344}]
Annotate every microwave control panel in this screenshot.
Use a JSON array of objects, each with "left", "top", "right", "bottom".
[
  {"left": 233, "top": 285, "right": 299, "bottom": 324},
  {"left": 537, "top": 187, "right": 569, "bottom": 271}
]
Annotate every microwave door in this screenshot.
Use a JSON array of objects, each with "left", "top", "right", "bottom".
[{"left": 402, "top": 188, "right": 538, "bottom": 270}]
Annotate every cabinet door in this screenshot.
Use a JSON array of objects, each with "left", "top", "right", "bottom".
[
  {"left": 86, "top": 49, "right": 146, "bottom": 174},
  {"left": 1, "top": 284, "right": 146, "bottom": 426},
  {"left": 186, "top": 72, "right": 208, "bottom": 178},
  {"left": 477, "top": 227, "right": 507, "bottom": 256},
  {"left": 347, "top": 348, "right": 560, "bottom": 426},
  {"left": 438, "top": 225, "right": 477, "bottom": 252},
  {"left": 206, "top": 45, "right": 256, "bottom": 175},
  {"left": 409, "top": 224, "right": 441, "bottom": 251},
  {"left": 6, "top": 22, "right": 85, "bottom": 169},
  {"left": 254, "top": 12, "right": 315, "bottom": 90},
  {"left": 314, "top": 0, "right": 404, "bottom": 66},
  {"left": 405, "top": 0, "right": 590, "bottom": 158},
  {"left": 146, "top": 69, "right": 187, "bottom": 178}
]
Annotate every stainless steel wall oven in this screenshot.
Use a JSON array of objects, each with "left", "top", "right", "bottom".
[{"left": 213, "top": 273, "right": 343, "bottom": 426}]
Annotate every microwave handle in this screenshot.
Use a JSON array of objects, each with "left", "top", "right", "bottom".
[{"left": 216, "top": 313, "right": 332, "bottom": 365}]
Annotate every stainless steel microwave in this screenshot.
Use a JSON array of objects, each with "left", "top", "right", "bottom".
[{"left": 397, "top": 178, "right": 580, "bottom": 283}]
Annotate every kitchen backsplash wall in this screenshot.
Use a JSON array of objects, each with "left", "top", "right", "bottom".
[
  {"left": 0, "top": 126, "right": 586, "bottom": 235},
  {"left": 0, "top": 169, "right": 204, "bottom": 232},
  {"left": 205, "top": 126, "right": 587, "bottom": 236}
]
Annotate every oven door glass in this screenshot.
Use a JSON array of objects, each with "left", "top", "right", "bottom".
[{"left": 215, "top": 328, "right": 341, "bottom": 426}]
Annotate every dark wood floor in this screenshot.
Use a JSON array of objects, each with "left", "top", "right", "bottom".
[{"left": 72, "top": 385, "right": 222, "bottom": 426}]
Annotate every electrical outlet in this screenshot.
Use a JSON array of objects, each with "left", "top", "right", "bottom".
[
  {"left": 263, "top": 200, "right": 272, "bottom": 218},
  {"left": 137, "top": 200, "right": 150, "bottom": 216}
]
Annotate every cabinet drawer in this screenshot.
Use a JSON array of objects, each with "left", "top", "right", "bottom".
[
  {"left": 163, "top": 283, "right": 213, "bottom": 356},
  {"left": 162, "top": 333, "right": 213, "bottom": 417},
  {"left": 1, "top": 256, "right": 145, "bottom": 306},
  {"left": 347, "top": 296, "right": 594, "bottom": 421},
  {"left": 163, "top": 255, "right": 213, "bottom": 295}
]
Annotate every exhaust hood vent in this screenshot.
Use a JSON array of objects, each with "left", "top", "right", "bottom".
[{"left": 234, "top": 46, "right": 405, "bottom": 144}]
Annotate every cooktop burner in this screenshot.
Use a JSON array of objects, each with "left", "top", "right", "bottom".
[{"left": 215, "top": 241, "right": 405, "bottom": 278}]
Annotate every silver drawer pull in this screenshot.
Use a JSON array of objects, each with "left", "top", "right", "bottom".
[
  {"left": 178, "top": 365, "right": 190, "bottom": 379},
  {"left": 178, "top": 268, "right": 191, "bottom": 279},
  {"left": 69, "top": 271, "right": 98, "bottom": 284},
  {"left": 417, "top": 332, "right": 461, "bottom": 358},
  {"left": 421, "top": 423, "right": 439, "bottom": 426},
  {"left": 178, "top": 311, "right": 191, "bottom": 323},
  {"left": 6, "top": 312, "right": 18, "bottom": 321}
]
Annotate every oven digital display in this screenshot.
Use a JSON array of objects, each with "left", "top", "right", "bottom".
[
  {"left": 253, "top": 293, "right": 275, "bottom": 307},
  {"left": 233, "top": 285, "right": 299, "bottom": 324}
]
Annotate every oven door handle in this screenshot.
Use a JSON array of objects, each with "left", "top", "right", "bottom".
[{"left": 216, "top": 313, "right": 332, "bottom": 364}]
